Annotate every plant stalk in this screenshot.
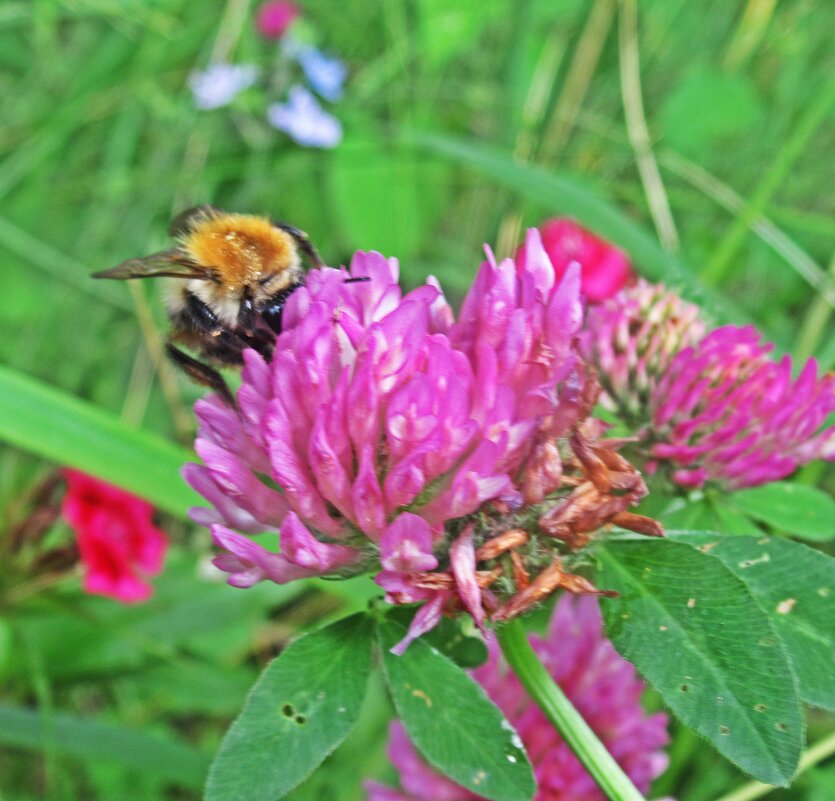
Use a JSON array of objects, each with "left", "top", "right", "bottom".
[
  {"left": 496, "top": 619, "right": 647, "bottom": 801},
  {"left": 712, "top": 728, "right": 835, "bottom": 801}
]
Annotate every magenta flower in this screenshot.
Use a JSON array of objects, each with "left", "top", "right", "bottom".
[
  {"left": 256, "top": 0, "right": 299, "bottom": 39},
  {"left": 580, "top": 279, "right": 706, "bottom": 424},
  {"left": 649, "top": 325, "right": 835, "bottom": 489},
  {"left": 516, "top": 218, "right": 634, "bottom": 303},
  {"left": 186, "top": 231, "right": 658, "bottom": 649},
  {"left": 62, "top": 470, "right": 168, "bottom": 603},
  {"left": 366, "top": 594, "right": 671, "bottom": 801}
]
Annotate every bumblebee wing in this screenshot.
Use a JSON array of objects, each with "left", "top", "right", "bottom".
[
  {"left": 92, "top": 249, "right": 209, "bottom": 281},
  {"left": 168, "top": 205, "right": 221, "bottom": 237}
]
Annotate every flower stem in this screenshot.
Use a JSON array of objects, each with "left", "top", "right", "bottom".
[
  {"left": 496, "top": 619, "right": 647, "bottom": 801},
  {"left": 712, "top": 728, "right": 835, "bottom": 801}
]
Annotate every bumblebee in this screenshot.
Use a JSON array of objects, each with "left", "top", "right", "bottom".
[{"left": 93, "top": 205, "right": 324, "bottom": 405}]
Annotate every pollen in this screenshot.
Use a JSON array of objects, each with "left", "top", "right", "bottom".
[{"left": 181, "top": 212, "right": 297, "bottom": 288}]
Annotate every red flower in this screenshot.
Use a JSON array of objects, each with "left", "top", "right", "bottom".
[
  {"left": 61, "top": 470, "right": 168, "bottom": 603},
  {"left": 516, "top": 218, "right": 633, "bottom": 302},
  {"left": 256, "top": 1, "right": 299, "bottom": 39}
]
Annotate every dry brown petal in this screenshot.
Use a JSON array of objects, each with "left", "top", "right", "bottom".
[
  {"left": 539, "top": 482, "right": 597, "bottom": 532},
  {"left": 491, "top": 559, "right": 564, "bottom": 622},
  {"left": 522, "top": 440, "right": 563, "bottom": 505},
  {"left": 595, "top": 436, "right": 640, "bottom": 450},
  {"left": 477, "top": 568, "right": 504, "bottom": 588},
  {"left": 577, "top": 365, "right": 601, "bottom": 420},
  {"left": 559, "top": 571, "right": 618, "bottom": 598},
  {"left": 570, "top": 433, "right": 611, "bottom": 492},
  {"left": 613, "top": 511, "right": 665, "bottom": 537},
  {"left": 605, "top": 470, "right": 645, "bottom": 491},
  {"left": 595, "top": 447, "right": 636, "bottom": 472},
  {"left": 488, "top": 499, "right": 513, "bottom": 516},
  {"left": 510, "top": 550, "right": 530, "bottom": 590},
  {"left": 413, "top": 568, "right": 502, "bottom": 591},
  {"left": 475, "top": 528, "right": 529, "bottom": 561}
]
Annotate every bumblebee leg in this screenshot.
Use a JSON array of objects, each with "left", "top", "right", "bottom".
[
  {"left": 183, "top": 291, "right": 224, "bottom": 335},
  {"left": 165, "top": 343, "right": 235, "bottom": 408},
  {"left": 262, "top": 283, "right": 303, "bottom": 334},
  {"left": 272, "top": 221, "right": 323, "bottom": 268}
]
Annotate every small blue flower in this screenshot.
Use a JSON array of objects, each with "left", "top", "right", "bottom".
[
  {"left": 189, "top": 63, "right": 259, "bottom": 110},
  {"left": 297, "top": 46, "right": 347, "bottom": 102},
  {"left": 267, "top": 85, "right": 343, "bottom": 149}
]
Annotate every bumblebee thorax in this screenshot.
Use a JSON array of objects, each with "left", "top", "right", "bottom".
[{"left": 181, "top": 213, "right": 300, "bottom": 289}]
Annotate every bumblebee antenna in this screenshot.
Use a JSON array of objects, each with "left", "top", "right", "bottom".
[{"left": 344, "top": 276, "right": 371, "bottom": 284}]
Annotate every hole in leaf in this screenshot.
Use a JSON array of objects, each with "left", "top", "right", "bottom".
[
  {"left": 295, "top": 714, "right": 307, "bottom": 725},
  {"left": 754, "top": 703, "right": 767, "bottom": 713},
  {"left": 679, "top": 684, "right": 689, "bottom": 693},
  {"left": 281, "top": 704, "right": 295, "bottom": 718},
  {"left": 775, "top": 722, "right": 788, "bottom": 732},
  {"left": 719, "top": 725, "right": 730, "bottom": 736}
]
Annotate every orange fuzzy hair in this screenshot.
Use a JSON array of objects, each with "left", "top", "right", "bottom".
[{"left": 180, "top": 212, "right": 297, "bottom": 289}]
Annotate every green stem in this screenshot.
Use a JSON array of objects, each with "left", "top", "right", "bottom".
[
  {"left": 712, "top": 728, "right": 835, "bottom": 801},
  {"left": 496, "top": 619, "right": 647, "bottom": 801}
]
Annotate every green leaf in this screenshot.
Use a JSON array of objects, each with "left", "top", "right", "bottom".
[
  {"left": 659, "top": 497, "right": 717, "bottom": 530},
  {"left": 0, "top": 365, "right": 197, "bottom": 518},
  {"left": 659, "top": 494, "right": 765, "bottom": 536},
  {"left": 669, "top": 532, "right": 835, "bottom": 711},
  {"left": 0, "top": 702, "right": 209, "bottom": 789},
  {"left": 707, "top": 497, "right": 765, "bottom": 536},
  {"left": 206, "top": 613, "right": 375, "bottom": 801},
  {"left": 597, "top": 538, "right": 803, "bottom": 786},
  {"left": 385, "top": 609, "right": 488, "bottom": 668},
  {"left": 409, "top": 132, "right": 745, "bottom": 324},
  {"left": 378, "top": 620, "right": 535, "bottom": 801},
  {"left": 730, "top": 482, "right": 835, "bottom": 541}
]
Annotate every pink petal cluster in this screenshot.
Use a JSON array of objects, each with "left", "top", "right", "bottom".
[
  {"left": 580, "top": 279, "right": 705, "bottom": 423},
  {"left": 649, "top": 325, "right": 835, "bottom": 489},
  {"left": 61, "top": 470, "right": 168, "bottom": 603},
  {"left": 186, "top": 231, "right": 586, "bottom": 643},
  {"left": 516, "top": 218, "right": 633, "bottom": 303},
  {"left": 366, "top": 595, "right": 670, "bottom": 801},
  {"left": 256, "top": 1, "right": 299, "bottom": 39}
]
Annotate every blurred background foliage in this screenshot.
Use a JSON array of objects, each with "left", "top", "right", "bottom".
[{"left": 0, "top": 0, "right": 833, "bottom": 799}]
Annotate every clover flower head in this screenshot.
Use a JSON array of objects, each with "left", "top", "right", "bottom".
[
  {"left": 189, "top": 63, "right": 259, "bottom": 110},
  {"left": 366, "top": 594, "right": 671, "bottom": 801},
  {"left": 267, "top": 85, "right": 343, "bottom": 148},
  {"left": 581, "top": 279, "right": 706, "bottom": 424},
  {"left": 649, "top": 324, "right": 835, "bottom": 489},
  {"left": 256, "top": 0, "right": 299, "bottom": 39},
  {"left": 516, "top": 218, "right": 633, "bottom": 303},
  {"left": 187, "top": 231, "right": 661, "bottom": 650},
  {"left": 62, "top": 470, "right": 167, "bottom": 603}
]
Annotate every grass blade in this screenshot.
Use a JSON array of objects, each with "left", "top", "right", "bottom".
[
  {"left": 410, "top": 131, "right": 745, "bottom": 323},
  {"left": 0, "top": 365, "right": 197, "bottom": 517},
  {"left": 0, "top": 702, "right": 209, "bottom": 789}
]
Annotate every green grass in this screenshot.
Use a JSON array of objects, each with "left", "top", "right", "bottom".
[{"left": 0, "top": 1, "right": 833, "bottom": 799}]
